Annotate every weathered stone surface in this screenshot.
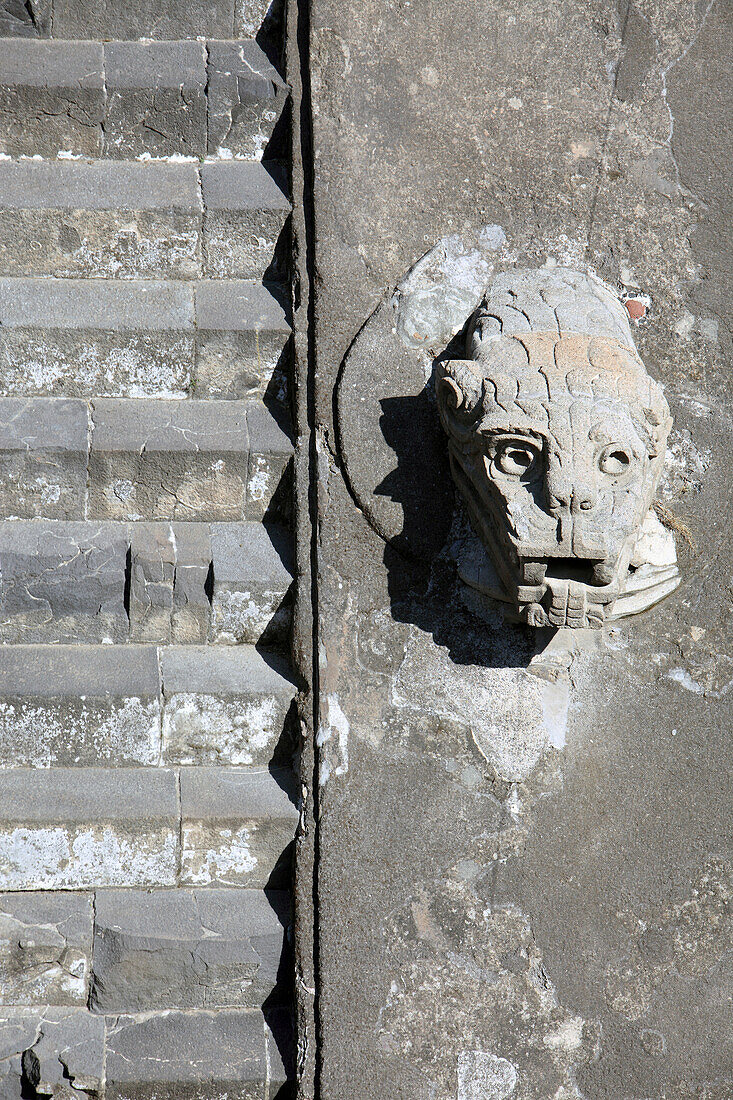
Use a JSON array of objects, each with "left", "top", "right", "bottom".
[
  {"left": 161, "top": 645, "right": 296, "bottom": 765},
  {"left": 0, "top": 398, "right": 87, "bottom": 520},
  {"left": 181, "top": 767, "right": 298, "bottom": 888},
  {"left": 207, "top": 40, "right": 288, "bottom": 159},
  {"left": 129, "top": 523, "right": 175, "bottom": 643},
  {"left": 0, "top": 160, "right": 201, "bottom": 279},
  {"left": 0, "top": 279, "right": 195, "bottom": 399},
  {"left": 0, "top": 645, "right": 161, "bottom": 767},
  {"left": 0, "top": 768, "right": 177, "bottom": 888},
  {"left": 0, "top": 0, "right": 50, "bottom": 37},
  {"left": 91, "top": 887, "right": 289, "bottom": 1011},
  {"left": 88, "top": 399, "right": 249, "bottom": 521},
  {"left": 266, "top": 1005, "right": 296, "bottom": 1099},
  {"left": 201, "top": 161, "right": 290, "bottom": 279},
  {"left": 105, "top": 1009, "right": 267, "bottom": 1100},
  {"left": 53, "top": 0, "right": 233, "bottom": 38},
  {"left": 0, "top": 41, "right": 104, "bottom": 157},
  {"left": 0, "top": 1007, "right": 104, "bottom": 1098},
  {"left": 0, "top": 521, "right": 128, "bottom": 644},
  {"left": 195, "top": 280, "right": 291, "bottom": 400},
  {"left": 246, "top": 404, "right": 293, "bottom": 520},
  {"left": 170, "top": 522, "right": 211, "bottom": 644},
  {"left": 235, "top": 0, "right": 278, "bottom": 37},
  {"left": 0, "top": 893, "right": 92, "bottom": 1006},
  {"left": 210, "top": 522, "right": 293, "bottom": 645},
  {"left": 104, "top": 40, "right": 207, "bottom": 158}
]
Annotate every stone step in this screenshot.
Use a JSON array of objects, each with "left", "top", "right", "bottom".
[
  {"left": 0, "top": 278, "right": 291, "bottom": 399},
  {"left": 0, "top": 39, "right": 287, "bottom": 159},
  {"left": 0, "top": 397, "right": 292, "bottom": 521},
  {"left": 90, "top": 887, "right": 291, "bottom": 1012},
  {"left": 0, "top": 765, "right": 298, "bottom": 889},
  {"left": 0, "top": 1007, "right": 292, "bottom": 1099},
  {"left": 0, "top": 644, "right": 296, "bottom": 767},
  {"left": 49, "top": 0, "right": 277, "bottom": 40},
  {"left": 0, "top": 159, "right": 290, "bottom": 279}
]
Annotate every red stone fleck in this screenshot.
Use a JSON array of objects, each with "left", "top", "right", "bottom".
[{"left": 625, "top": 299, "right": 646, "bottom": 320}]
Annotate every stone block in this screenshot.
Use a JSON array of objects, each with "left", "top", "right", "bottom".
[
  {"left": 0, "top": 1008, "right": 104, "bottom": 1097},
  {"left": 210, "top": 522, "right": 293, "bottom": 645},
  {"left": 0, "top": 160, "right": 202, "bottom": 279},
  {"left": 0, "top": 0, "right": 51, "bottom": 37},
  {"left": 105, "top": 1009, "right": 267, "bottom": 1100},
  {"left": 201, "top": 162, "right": 290, "bottom": 279},
  {"left": 266, "top": 1006, "right": 296, "bottom": 1099},
  {"left": 0, "top": 279, "right": 195, "bottom": 398},
  {"left": 195, "top": 280, "right": 291, "bottom": 400},
  {"left": 0, "top": 893, "right": 93, "bottom": 1006},
  {"left": 246, "top": 404, "right": 293, "bottom": 520},
  {"left": 0, "top": 398, "right": 87, "bottom": 520},
  {"left": 161, "top": 646, "right": 296, "bottom": 766},
  {"left": 0, "top": 41, "right": 104, "bottom": 157},
  {"left": 105, "top": 41, "right": 207, "bottom": 158},
  {"left": 129, "top": 523, "right": 175, "bottom": 643},
  {"left": 0, "top": 645, "right": 161, "bottom": 767},
  {"left": 235, "top": 0, "right": 277, "bottom": 37},
  {"left": 171, "top": 522, "right": 212, "bottom": 644},
  {"left": 208, "top": 41, "right": 288, "bottom": 159},
  {"left": 52, "top": 0, "right": 233, "bottom": 38},
  {"left": 181, "top": 767, "right": 299, "bottom": 888},
  {"left": 0, "top": 768, "right": 177, "bottom": 889},
  {"left": 0, "top": 521, "right": 128, "bottom": 644},
  {"left": 89, "top": 399, "right": 249, "bottom": 522},
  {"left": 91, "top": 887, "right": 289, "bottom": 1012}
]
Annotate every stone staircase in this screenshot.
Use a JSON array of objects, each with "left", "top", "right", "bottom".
[{"left": 0, "top": 4, "right": 297, "bottom": 1097}]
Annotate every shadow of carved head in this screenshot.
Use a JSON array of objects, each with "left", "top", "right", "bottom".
[{"left": 436, "top": 268, "right": 678, "bottom": 628}]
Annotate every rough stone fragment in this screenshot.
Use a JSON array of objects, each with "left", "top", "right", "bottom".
[
  {"left": 210, "top": 522, "right": 293, "bottom": 645},
  {"left": 0, "top": 645, "right": 161, "bottom": 767},
  {"left": 0, "top": 41, "right": 104, "bottom": 157},
  {"left": 207, "top": 40, "right": 288, "bottom": 159},
  {"left": 0, "top": 893, "right": 93, "bottom": 1006},
  {"left": 0, "top": 0, "right": 50, "bottom": 38},
  {"left": 0, "top": 768, "right": 177, "bottom": 888},
  {"left": 0, "top": 1008, "right": 104, "bottom": 1097},
  {"left": 0, "top": 279, "right": 195, "bottom": 398},
  {"left": 0, "top": 398, "right": 87, "bottom": 520},
  {"left": 180, "top": 767, "right": 299, "bottom": 888},
  {"left": 195, "top": 280, "right": 291, "bottom": 400},
  {"left": 0, "top": 160, "right": 202, "bottom": 279},
  {"left": 171, "top": 522, "right": 212, "bottom": 644},
  {"left": 105, "top": 1009, "right": 267, "bottom": 1100},
  {"left": 246, "top": 404, "right": 293, "bottom": 520},
  {"left": 201, "top": 161, "right": 290, "bottom": 280},
  {"left": 0, "top": 521, "right": 128, "bottom": 644},
  {"left": 129, "top": 523, "right": 175, "bottom": 643},
  {"left": 52, "top": 0, "right": 233, "bottom": 38},
  {"left": 91, "top": 887, "right": 289, "bottom": 1011},
  {"left": 161, "top": 645, "right": 296, "bottom": 765},
  {"left": 266, "top": 1006, "right": 296, "bottom": 1099},
  {"left": 104, "top": 40, "right": 207, "bottom": 158},
  {"left": 89, "top": 399, "right": 250, "bottom": 522},
  {"left": 235, "top": 0, "right": 277, "bottom": 37}
]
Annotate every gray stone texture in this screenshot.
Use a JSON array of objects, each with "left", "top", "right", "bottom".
[
  {"left": 302, "top": 0, "right": 733, "bottom": 1096},
  {"left": 0, "top": 1007, "right": 104, "bottom": 1098},
  {"left": 201, "top": 161, "right": 290, "bottom": 279},
  {"left": 161, "top": 645, "right": 296, "bottom": 765},
  {"left": 0, "top": 279, "right": 195, "bottom": 399},
  {"left": 170, "top": 522, "right": 212, "bottom": 643},
  {"left": 180, "top": 766, "right": 298, "bottom": 888},
  {"left": 0, "top": 398, "right": 87, "bottom": 519},
  {"left": 0, "top": 0, "right": 50, "bottom": 37},
  {"left": 53, "top": 0, "right": 234, "bottom": 39},
  {"left": 195, "top": 281, "right": 291, "bottom": 400},
  {"left": 0, "top": 521, "right": 127, "bottom": 644},
  {"left": 0, "top": 767, "right": 177, "bottom": 888},
  {"left": 208, "top": 40, "right": 288, "bottom": 159},
  {"left": 246, "top": 404, "right": 293, "bottom": 520},
  {"left": 105, "top": 1009, "right": 268, "bottom": 1100},
  {"left": 210, "top": 522, "right": 293, "bottom": 645},
  {"left": 104, "top": 40, "right": 207, "bottom": 158},
  {"left": 91, "top": 887, "right": 289, "bottom": 1011},
  {"left": 88, "top": 398, "right": 249, "bottom": 521},
  {"left": 0, "top": 893, "right": 93, "bottom": 1006},
  {"left": 129, "top": 523, "right": 175, "bottom": 643},
  {"left": 0, "top": 41, "right": 104, "bottom": 157},
  {"left": 0, "top": 160, "right": 201, "bottom": 279}
]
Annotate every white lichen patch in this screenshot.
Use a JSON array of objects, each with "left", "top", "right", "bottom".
[
  {"left": 181, "top": 824, "right": 258, "bottom": 885},
  {"left": 316, "top": 693, "right": 350, "bottom": 786},
  {"left": 210, "top": 588, "right": 284, "bottom": 645},
  {"left": 457, "top": 1051, "right": 517, "bottom": 1100},
  {"left": 0, "top": 699, "right": 160, "bottom": 767},
  {"left": 162, "top": 692, "right": 280, "bottom": 765}
]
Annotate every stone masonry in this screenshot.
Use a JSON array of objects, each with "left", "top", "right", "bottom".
[{"left": 0, "top": 2, "right": 297, "bottom": 1097}]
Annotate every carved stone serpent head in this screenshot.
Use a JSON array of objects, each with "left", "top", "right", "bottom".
[{"left": 436, "top": 268, "right": 679, "bottom": 628}]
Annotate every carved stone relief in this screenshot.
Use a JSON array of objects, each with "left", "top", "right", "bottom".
[{"left": 436, "top": 269, "right": 680, "bottom": 628}]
